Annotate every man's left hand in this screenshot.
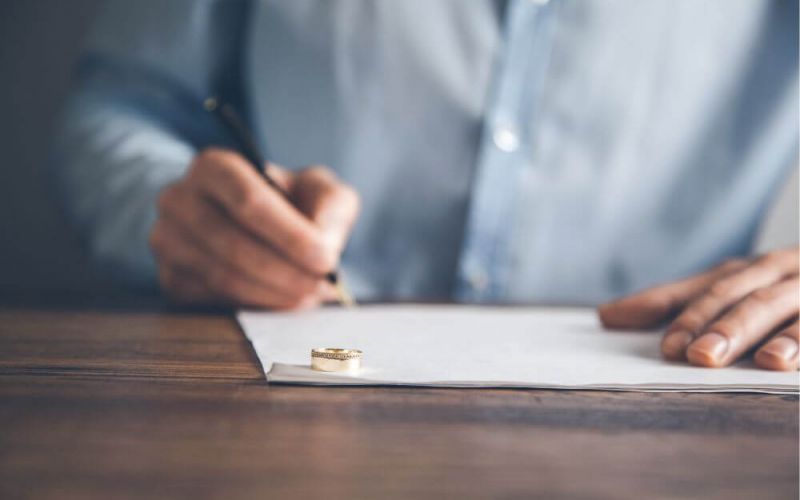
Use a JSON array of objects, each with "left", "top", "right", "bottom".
[{"left": 598, "top": 247, "right": 799, "bottom": 371}]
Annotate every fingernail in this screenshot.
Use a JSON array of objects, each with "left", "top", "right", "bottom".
[
  {"left": 760, "top": 336, "right": 799, "bottom": 362},
  {"left": 661, "top": 330, "right": 693, "bottom": 360},
  {"left": 687, "top": 332, "right": 729, "bottom": 367}
]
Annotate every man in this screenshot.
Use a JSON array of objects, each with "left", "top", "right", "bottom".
[{"left": 53, "top": 0, "right": 798, "bottom": 370}]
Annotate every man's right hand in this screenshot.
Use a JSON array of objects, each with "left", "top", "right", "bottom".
[{"left": 149, "top": 148, "right": 360, "bottom": 309}]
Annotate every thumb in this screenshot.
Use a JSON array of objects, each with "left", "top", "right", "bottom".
[{"left": 293, "top": 166, "right": 360, "bottom": 257}]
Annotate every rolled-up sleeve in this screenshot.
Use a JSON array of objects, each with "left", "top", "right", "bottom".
[{"left": 51, "top": 0, "right": 245, "bottom": 287}]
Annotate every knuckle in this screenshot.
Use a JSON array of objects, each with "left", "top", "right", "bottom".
[
  {"left": 192, "top": 148, "right": 247, "bottom": 183},
  {"left": 708, "top": 279, "right": 737, "bottom": 301},
  {"left": 749, "top": 286, "right": 779, "bottom": 305},
  {"left": 232, "top": 184, "right": 260, "bottom": 217},
  {"left": 671, "top": 308, "right": 707, "bottom": 333},
  {"left": 221, "top": 169, "right": 261, "bottom": 216},
  {"left": 733, "top": 299, "right": 764, "bottom": 325},
  {"left": 196, "top": 147, "right": 227, "bottom": 166},
  {"left": 190, "top": 148, "right": 220, "bottom": 176},
  {"left": 719, "top": 258, "right": 747, "bottom": 272}
]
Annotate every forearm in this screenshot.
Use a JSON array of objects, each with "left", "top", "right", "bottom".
[
  {"left": 50, "top": 0, "right": 245, "bottom": 288},
  {"left": 52, "top": 87, "right": 197, "bottom": 287}
]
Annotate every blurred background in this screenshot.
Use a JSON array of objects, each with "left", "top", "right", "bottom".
[
  {"left": 0, "top": 0, "right": 796, "bottom": 297},
  {"left": 0, "top": 0, "right": 110, "bottom": 294}
]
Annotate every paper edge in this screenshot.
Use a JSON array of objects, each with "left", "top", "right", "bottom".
[{"left": 238, "top": 309, "right": 800, "bottom": 395}]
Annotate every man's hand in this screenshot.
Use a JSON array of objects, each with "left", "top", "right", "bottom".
[
  {"left": 149, "top": 148, "right": 360, "bottom": 309},
  {"left": 598, "top": 247, "right": 799, "bottom": 371}
]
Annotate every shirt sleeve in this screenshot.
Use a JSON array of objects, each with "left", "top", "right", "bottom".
[
  {"left": 51, "top": 0, "right": 246, "bottom": 288},
  {"left": 754, "top": 166, "right": 800, "bottom": 253}
]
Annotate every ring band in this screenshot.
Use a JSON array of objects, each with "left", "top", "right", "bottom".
[{"left": 311, "top": 348, "right": 362, "bottom": 372}]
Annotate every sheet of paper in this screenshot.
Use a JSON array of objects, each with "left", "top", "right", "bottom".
[{"left": 238, "top": 305, "right": 799, "bottom": 394}]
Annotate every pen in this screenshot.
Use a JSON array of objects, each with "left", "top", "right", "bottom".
[{"left": 203, "top": 97, "right": 356, "bottom": 307}]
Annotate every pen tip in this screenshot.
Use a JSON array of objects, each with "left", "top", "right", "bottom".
[{"left": 203, "top": 97, "right": 218, "bottom": 111}]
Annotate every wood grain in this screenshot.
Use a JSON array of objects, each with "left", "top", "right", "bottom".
[{"left": 0, "top": 298, "right": 796, "bottom": 500}]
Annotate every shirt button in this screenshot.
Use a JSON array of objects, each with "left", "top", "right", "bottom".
[
  {"left": 467, "top": 268, "right": 490, "bottom": 292},
  {"left": 492, "top": 123, "right": 520, "bottom": 153}
]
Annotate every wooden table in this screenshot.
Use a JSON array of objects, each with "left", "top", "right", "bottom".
[{"left": 0, "top": 297, "right": 797, "bottom": 499}]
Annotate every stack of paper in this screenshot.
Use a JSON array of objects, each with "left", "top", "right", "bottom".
[{"left": 238, "top": 305, "right": 799, "bottom": 394}]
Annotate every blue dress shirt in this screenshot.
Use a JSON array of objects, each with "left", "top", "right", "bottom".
[{"left": 53, "top": 0, "right": 799, "bottom": 304}]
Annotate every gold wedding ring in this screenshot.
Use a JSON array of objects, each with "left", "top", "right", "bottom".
[{"left": 311, "top": 348, "right": 362, "bottom": 373}]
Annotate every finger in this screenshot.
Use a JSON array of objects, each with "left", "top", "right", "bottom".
[
  {"left": 685, "top": 278, "right": 800, "bottom": 368},
  {"left": 150, "top": 218, "right": 316, "bottom": 310},
  {"left": 157, "top": 183, "right": 326, "bottom": 302},
  {"left": 758, "top": 247, "right": 800, "bottom": 275},
  {"left": 597, "top": 259, "right": 748, "bottom": 329},
  {"left": 160, "top": 264, "right": 322, "bottom": 311},
  {"left": 263, "top": 162, "right": 294, "bottom": 192},
  {"left": 187, "top": 149, "right": 337, "bottom": 275},
  {"left": 661, "top": 255, "right": 797, "bottom": 360},
  {"left": 754, "top": 321, "right": 799, "bottom": 371},
  {"left": 292, "top": 166, "right": 360, "bottom": 253},
  {"left": 157, "top": 265, "right": 217, "bottom": 304}
]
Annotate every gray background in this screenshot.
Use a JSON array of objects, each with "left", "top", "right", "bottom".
[
  {"left": 0, "top": 0, "right": 109, "bottom": 294},
  {"left": 0, "top": 0, "right": 796, "bottom": 296}
]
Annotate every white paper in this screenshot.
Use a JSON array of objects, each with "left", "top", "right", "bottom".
[{"left": 237, "top": 305, "right": 799, "bottom": 394}]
